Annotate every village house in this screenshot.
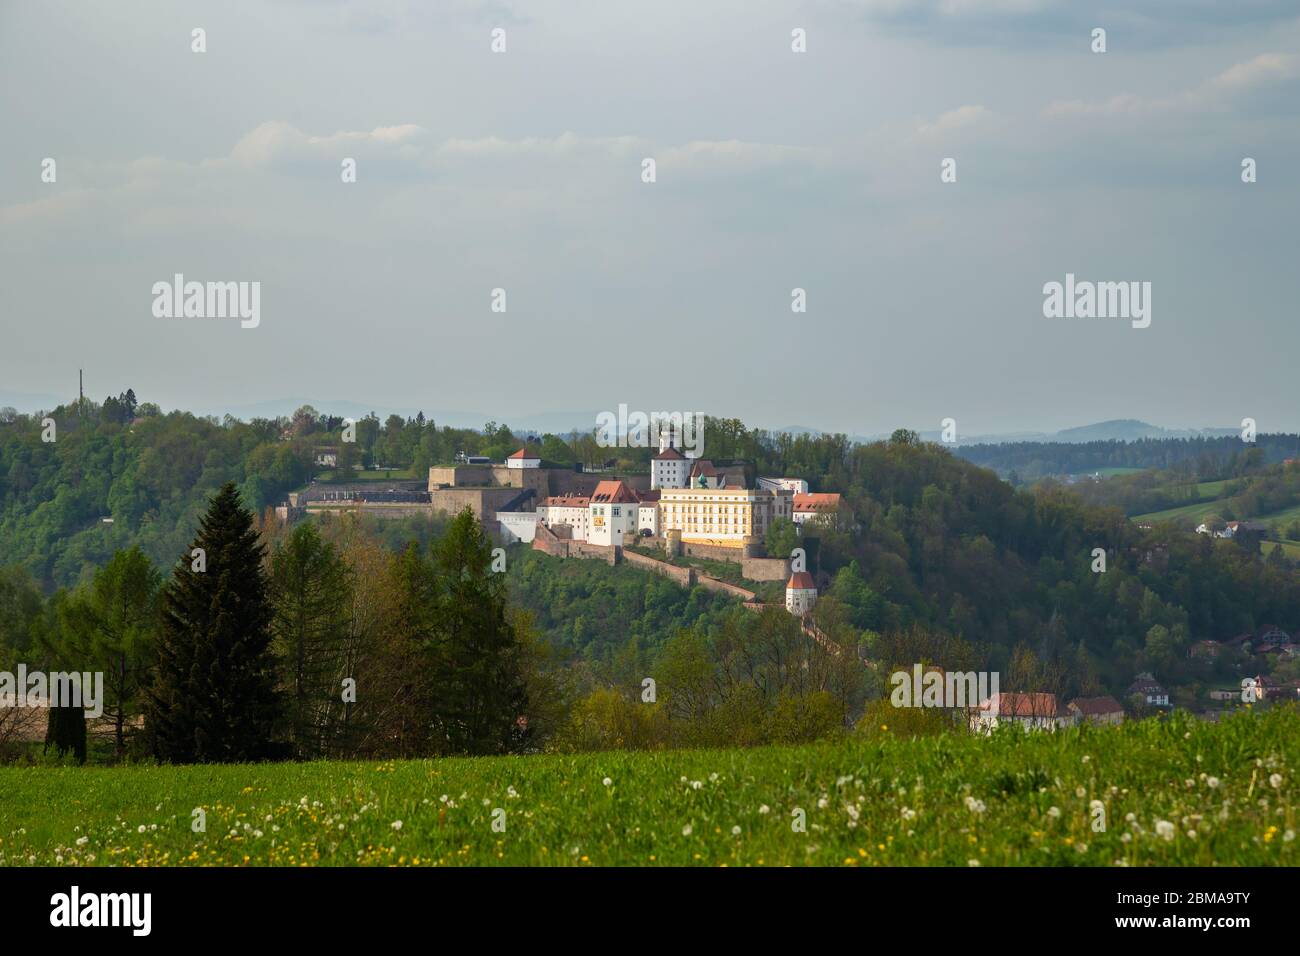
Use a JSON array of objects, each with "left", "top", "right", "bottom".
[
  {"left": 1126, "top": 673, "right": 1171, "bottom": 708},
  {"left": 970, "top": 693, "right": 1072, "bottom": 733},
  {"left": 1067, "top": 696, "right": 1125, "bottom": 726}
]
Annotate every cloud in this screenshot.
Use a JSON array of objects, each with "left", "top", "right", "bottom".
[
  {"left": 914, "top": 104, "right": 990, "bottom": 139},
  {"left": 839, "top": 0, "right": 1300, "bottom": 48},
  {"left": 228, "top": 121, "right": 428, "bottom": 167},
  {"left": 1045, "top": 53, "right": 1297, "bottom": 117}
]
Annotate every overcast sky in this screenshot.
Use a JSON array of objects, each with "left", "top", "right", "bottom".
[{"left": 2, "top": 0, "right": 1298, "bottom": 436}]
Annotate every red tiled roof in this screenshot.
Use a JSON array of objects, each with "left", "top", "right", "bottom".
[
  {"left": 590, "top": 480, "right": 637, "bottom": 504},
  {"left": 787, "top": 571, "right": 817, "bottom": 590},
  {"left": 793, "top": 492, "right": 842, "bottom": 512},
  {"left": 508, "top": 447, "right": 538, "bottom": 460},
  {"left": 635, "top": 489, "right": 661, "bottom": 503},
  {"left": 654, "top": 447, "right": 685, "bottom": 461},
  {"left": 979, "top": 692, "right": 1064, "bottom": 717},
  {"left": 542, "top": 495, "right": 589, "bottom": 508}
]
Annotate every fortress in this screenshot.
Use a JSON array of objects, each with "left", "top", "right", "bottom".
[{"left": 280, "top": 448, "right": 654, "bottom": 536}]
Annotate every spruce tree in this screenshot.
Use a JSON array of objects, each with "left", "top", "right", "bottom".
[
  {"left": 427, "top": 508, "right": 528, "bottom": 755},
  {"left": 44, "top": 702, "right": 87, "bottom": 764},
  {"left": 269, "top": 522, "right": 349, "bottom": 759},
  {"left": 145, "top": 482, "right": 281, "bottom": 763}
]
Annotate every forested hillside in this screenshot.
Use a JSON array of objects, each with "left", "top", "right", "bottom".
[
  {"left": 956, "top": 433, "right": 1298, "bottom": 481},
  {"left": 3, "top": 401, "right": 1299, "bottom": 710}
]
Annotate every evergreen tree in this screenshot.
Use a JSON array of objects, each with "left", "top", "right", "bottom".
[
  {"left": 44, "top": 701, "right": 87, "bottom": 764},
  {"left": 58, "top": 546, "right": 161, "bottom": 758},
  {"left": 145, "top": 482, "right": 281, "bottom": 763},
  {"left": 269, "top": 522, "right": 350, "bottom": 759},
  {"left": 427, "top": 508, "right": 528, "bottom": 755}
]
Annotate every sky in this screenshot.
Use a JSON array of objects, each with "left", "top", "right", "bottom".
[{"left": 1, "top": 0, "right": 1298, "bottom": 437}]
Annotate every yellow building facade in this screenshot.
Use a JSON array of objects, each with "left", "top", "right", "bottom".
[{"left": 656, "top": 487, "right": 775, "bottom": 548}]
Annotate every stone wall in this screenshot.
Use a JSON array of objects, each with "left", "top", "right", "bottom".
[
  {"left": 428, "top": 486, "right": 528, "bottom": 533},
  {"left": 429, "top": 465, "right": 650, "bottom": 497},
  {"left": 741, "top": 557, "right": 789, "bottom": 582},
  {"left": 622, "top": 548, "right": 693, "bottom": 586},
  {"left": 693, "top": 575, "right": 756, "bottom": 601},
  {"left": 305, "top": 501, "right": 433, "bottom": 519},
  {"left": 682, "top": 540, "right": 763, "bottom": 562}
]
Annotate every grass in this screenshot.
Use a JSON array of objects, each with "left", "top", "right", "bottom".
[
  {"left": 1132, "top": 499, "right": 1227, "bottom": 524},
  {"left": 0, "top": 708, "right": 1295, "bottom": 867},
  {"left": 1080, "top": 467, "right": 1146, "bottom": 478},
  {"left": 1261, "top": 539, "right": 1300, "bottom": 560},
  {"left": 312, "top": 468, "right": 419, "bottom": 483},
  {"left": 1136, "top": 497, "right": 1300, "bottom": 533}
]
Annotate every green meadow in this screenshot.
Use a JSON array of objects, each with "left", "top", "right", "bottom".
[{"left": 1, "top": 708, "right": 1295, "bottom": 867}]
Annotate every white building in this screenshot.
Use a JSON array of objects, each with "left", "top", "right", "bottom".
[
  {"left": 758, "top": 477, "right": 808, "bottom": 495},
  {"left": 969, "top": 693, "right": 1071, "bottom": 733},
  {"left": 636, "top": 490, "right": 660, "bottom": 536},
  {"left": 496, "top": 512, "right": 539, "bottom": 544},
  {"left": 652, "top": 446, "right": 689, "bottom": 490},
  {"left": 588, "top": 480, "right": 639, "bottom": 546},
  {"left": 792, "top": 492, "right": 844, "bottom": 527},
  {"left": 506, "top": 447, "right": 541, "bottom": 469},
  {"left": 786, "top": 571, "right": 818, "bottom": 615},
  {"left": 537, "top": 494, "right": 591, "bottom": 541}
]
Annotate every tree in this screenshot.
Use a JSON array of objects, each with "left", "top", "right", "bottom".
[
  {"left": 765, "top": 517, "right": 799, "bottom": 561},
  {"left": 336, "top": 439, "right": 359, "bottom": 475},
  {"left": 145, "top": 482, "right": 282, "bottom": 763},
  {"left": 58, "top": 546, "right": 161, "bottom": 758},
  {"left": 269, "top": 522, "right": 350, "bottom": 759},
  {"left": 45, "top": 700, "right": 87, "bottom": 764},
  {"left": 426, "top": 508, "right": 529, "bottom": 755}
]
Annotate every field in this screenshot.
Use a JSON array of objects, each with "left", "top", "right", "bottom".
[
  {"left": 0, "top": 708, "right": 1295, "bottom": 867},
  {"left": 1262, "top": 539, "right": 1300, "bottom": 560},
  {"left": 1087, "top": 467, "right": 1146, "bottom": 478}
]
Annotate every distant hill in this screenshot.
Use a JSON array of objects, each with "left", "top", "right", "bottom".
[
  {"left": 1053, "top": 420, "right": 1239, "bottom": 443},
  {"left": 777, "top": 420, "right": 1242, "bottom": 447}
]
